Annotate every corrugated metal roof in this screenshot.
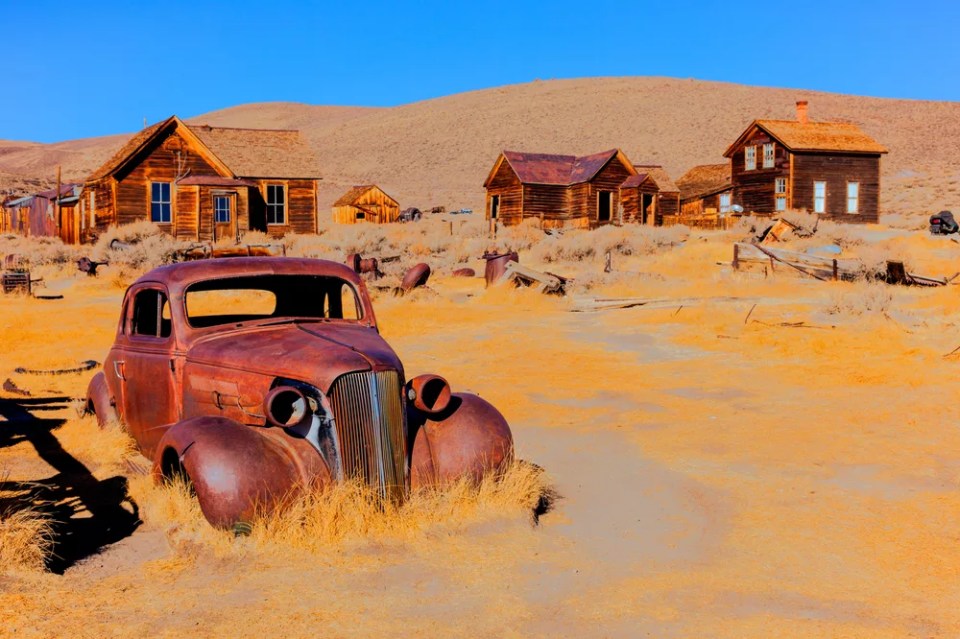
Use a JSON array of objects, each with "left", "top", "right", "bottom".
[
  {"left": 501, "top": 149, "right": 621, "bottom": 186},
  {"left": 621, "top": 173, "right": 651, "bottom": 189}
]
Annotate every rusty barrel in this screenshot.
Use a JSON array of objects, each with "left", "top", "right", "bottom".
[
  {"left": 482, "top": 251, "right": 519, "bottom": 287},
  {"left": 400, "top": 263, "right": 431, "bottom": 292}
]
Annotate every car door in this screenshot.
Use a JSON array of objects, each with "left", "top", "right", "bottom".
[{"left": 118, "top": 285, "right": 180, "bottom": 459}]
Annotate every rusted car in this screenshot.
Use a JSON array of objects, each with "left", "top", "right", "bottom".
[{"left": 86, "top": 258, "right": 512, "bottom": 528}]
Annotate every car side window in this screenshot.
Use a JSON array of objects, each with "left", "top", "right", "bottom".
[{"left": 132, "top": 288, "right": 172, "bottom": 338}]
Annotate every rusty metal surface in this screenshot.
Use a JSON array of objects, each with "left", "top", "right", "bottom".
[
  {"left": 400, "top": 263, "right": 431, "bottom": 292},
  {"left": 87, "top": 257, "right": 514, "bottom": 528},
  {"left": 500, "top": 149, "right": 618, "bottom": 186},
  {"left": 410, "top": 393, "right": 513, "bottom": 488},
  {"left": 482, "top": 251, "right": 519, "bottom": 287},
  {"left": 452, "top": 267, "right": 475, "bottom": 277}
]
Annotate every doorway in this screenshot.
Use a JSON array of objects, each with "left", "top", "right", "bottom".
[
  {"left": 490, "top": 194, "right": 500, "bottom": 220},
  {"left": 641, "top": 193, "right": 654, "bottom": 225},
  {"left": 598, "top": 191, "right": 612, "bottom": 223}
]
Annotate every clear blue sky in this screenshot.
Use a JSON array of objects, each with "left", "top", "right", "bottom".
[{"left": 1, "top": 0, "right": 957, "bottom": 142}]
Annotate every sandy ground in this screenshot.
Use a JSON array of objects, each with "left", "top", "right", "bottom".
[{"left": 3, "top": 229, "right": 960, "bottom": 637}]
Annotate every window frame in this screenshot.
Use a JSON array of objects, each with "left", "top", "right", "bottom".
[
  {"left": 813, "top": 181, "right": 827, "bottom": 214},
  {"left": 745, "top": 146, "right": 756, "bottom": 171},
  {"left": 129, "top": 287, "right": 172, "bottom": 340},
  {"left": 763, "top": 143, "right": 775, "bottom": 169},
  {"left": 150, "top": 182, "right": 172, "bottom": 224},
  {"left": 846, "top": 182, "right": 860, "bottom": 214},
  {"left": 214, "top": 195, "right": 232, "bottom": 223},
  {"left": 718, "top": 193, "right": 732, "bottom": 213},
  {"left": 266, "top": 184, "right": 286, "bottom": 226}
]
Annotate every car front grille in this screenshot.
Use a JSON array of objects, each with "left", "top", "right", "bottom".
[{"left": 327, "top": 370, "right": 407, "bottom": 501}]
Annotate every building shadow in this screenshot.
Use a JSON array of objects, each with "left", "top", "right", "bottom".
[{"left": 0, "top": 395, "right": 140, "bottom": 574}]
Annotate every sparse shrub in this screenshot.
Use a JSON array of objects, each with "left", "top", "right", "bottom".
[
  {"left": 0, "top": 477, "right": 54, "bottom": 573},
  {"left": 825, "top": 283, "right": 893, "bottom": 316}
]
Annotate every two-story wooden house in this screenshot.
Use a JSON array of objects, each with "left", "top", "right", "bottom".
[
  {"left": 723, "top": 101, "right": 887, "bottom": 223},
  {"left": 80, "top": 116, "right": 321, "bottom": 242}
]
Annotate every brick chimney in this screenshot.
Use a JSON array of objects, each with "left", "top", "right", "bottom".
[{"left": 796, "top": 100, "right": 809, "bottom": 124}]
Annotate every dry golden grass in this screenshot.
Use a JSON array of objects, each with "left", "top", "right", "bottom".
[{"left": 0, "top": 476, "right": 54, "bottom": 573}]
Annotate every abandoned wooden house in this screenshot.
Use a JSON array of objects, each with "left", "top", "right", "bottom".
[
  {"left": 1, "top": 184, "right": 83, "bottom": 243},
  {"left": 723, "top": 101, "right": 887, "bottom": 223},
  {"left": 331, "top": 185, "right": 400, "bottom": 224},
  {"left": 483, "top": 149, "right": 637, "bottom": 228},
  {"left": 80, "top": 115, "right": 320, "bottom": 242},
  {"left": 677, "top": 164, "right": 733, "bottom": 216},
  {"left": 627, "top": 164, "right": 680, "bottom": 225}
]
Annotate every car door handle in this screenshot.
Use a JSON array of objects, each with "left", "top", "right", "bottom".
[{"left": 113, "top": 360, "right": 126, "bottom": 381}]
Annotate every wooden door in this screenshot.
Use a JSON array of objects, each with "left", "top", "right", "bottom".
[{"left": 212, "top": 193, "right": 238, "bottom": 243}]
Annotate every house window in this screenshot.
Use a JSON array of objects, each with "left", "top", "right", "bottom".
[
  {"left": 719, "top": 193, "right": 732, "bottom": 213},
  {"left": 763, "top": 143, "right": 775, "bottom": 168},
  {"left": 151, "top": 182, "right": 171, "bottom": 223},
  {"left": 775, "top": 178, "right": 787, "bottom": 211},
  {"left": 266, "top": 184, "right": 285, "bottom": 225},
  {"left": 745, "top": 146, "right": 756, "bottom": 171},
  {"left": 846, "top": 182, "right": 859, "bottom": 214},
  {"left": 813, "top": 181, "right": 826, "bottom": 213},
  {"left": 214, "top": 196, "right": 231, "bottom": 223},
  {"left": 89, "top": 191, "right": 96, "bottom": 227}
]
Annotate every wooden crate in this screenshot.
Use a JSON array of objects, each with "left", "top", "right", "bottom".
[{"left": 1, "top": 271, "right": 30, "bottom": 294}]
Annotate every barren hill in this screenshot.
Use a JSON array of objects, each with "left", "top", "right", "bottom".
[{"left": 2, "top": 77, "right": 958, "bottom": 218}]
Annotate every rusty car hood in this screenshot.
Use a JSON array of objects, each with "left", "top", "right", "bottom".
[{"left": 186, "top": 322, "right": 404, "bottom": 392}]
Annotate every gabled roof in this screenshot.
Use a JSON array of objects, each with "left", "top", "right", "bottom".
[
  {"left": 486, "top": 149, "right": 633, "bottom": 187},
  {"left": 724, "top": 119, "right": 888, "bottom": 157},
  {"left": 333, "top": 184, "right": 397, "bottom": 207},
  {"left": 633, "top": 165, "right": 679, "bottom": 193},
  {"left": 85, "top": 116, "right": 320, "bottom": 183},
  {"left": 676, "top": 163, "right": 732, "bottom": 201},
  {"left": 621, "top": 173, "right": 658, "bottom": 189}
]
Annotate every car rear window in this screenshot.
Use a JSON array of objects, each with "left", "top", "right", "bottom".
[{"left": 184, "top": 275, "right": 362, "bottom": 328}]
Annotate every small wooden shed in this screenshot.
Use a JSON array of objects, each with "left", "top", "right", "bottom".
[
  {"left": 619, "top": 173, "right": 660, "bottom": 225},
  {"left": 332, "top": 185, "right": 400, "bottom": 224},
  {"left": 677, "top": 164, "right": 733, "bottom": 216}
]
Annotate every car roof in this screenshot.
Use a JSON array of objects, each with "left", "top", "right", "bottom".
[{"left": 131, "top": 257, "right": 363, "bottom": 295}]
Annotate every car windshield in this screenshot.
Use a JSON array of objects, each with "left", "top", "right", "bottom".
[{"left": 184, "top": 274, "right": 363, "bottom": 328}]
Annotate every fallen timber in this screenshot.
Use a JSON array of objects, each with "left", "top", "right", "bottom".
[
  {"left": 572, "top": 295, "right": 756, "bottom": 312},
  {"left": 733, "top": 242, "right": 860, "bottom": 281}
]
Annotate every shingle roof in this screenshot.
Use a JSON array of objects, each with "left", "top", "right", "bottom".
[
  {"left": 86, "top": 117, "right": 174, "bottom": 182},
  {"left": 85, "top": 116, "right": 320, "bottom": 183},
  {"left": 187, "top": 123, "right": 319, "bottom": 178},
  {"left": 499, "top": 149, "right": 621, "bottom": 186},
  {"left": 676, "top": 163, "right": 732, "bottom": 201},
  {"left": 633, "top": 165, "right": 679, "bottom": 193},
  {"left": 724, "top": 120, "right": 888, "bottom": 156},
  {"left": 332, "top": 184, "right": 398, "bottom": 207}
]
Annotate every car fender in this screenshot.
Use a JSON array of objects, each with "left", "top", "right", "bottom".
[
  {"left": 152, "top": 416, "right": 306, "bottom": 528},
  {"left": 409, "top": 392, "right": 513, "bottom": 489},
  {"left": 85, "top": 371, "right": 119, "bottom": 427}
]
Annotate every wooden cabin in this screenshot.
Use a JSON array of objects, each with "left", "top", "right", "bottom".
[
  {"left": 619, "top": 173, "right": 660, "bottom": 225},
  {"left": 483, "top": 149, "right": 636, "bottom": 229},
  {"left": 677, "top": 164, "right": 733, "bottom": 216},
  {"left": 723, "top": 101, "right": 887, "bottom": 223},
  {"left": 81, "top": 116, "right": 321, "bottom": 242},
  {"left": 1, "top": 184, "right": 82, "bottom": 243},
  {"left": 628, "top": 165, "right": 680, "bottom": 225},
  {"left": 332, "top": 185, "right": 400, "bottom": 224}
]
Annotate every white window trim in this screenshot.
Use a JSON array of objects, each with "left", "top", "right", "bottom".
[
  {"left": 151, "top": 181, "right": 172, "bottom": 223},
  {"left": 214, "top": 195, "right": 231, "bottom": 223},
  {"left": 763, "top": 143, "right": 775, "bottom": 169},
  {"left": 745, "top": 146, "right": 756, "bottom": 171},
  {"left": 846, "top": 182, "right": 860, "bottom": 214},
  {"left": 266, "top": 184, "right": 286, "bottom": 225},
  {"left": 718, "top": 193, "right": 732, "bottom": 213},
  {"left": 813, "top": 181, "right": 827, "bottom": 214}
]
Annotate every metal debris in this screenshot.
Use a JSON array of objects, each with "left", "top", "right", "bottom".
[
  {"left": 15, "top": 360, "right": 99, "bottom": 375},
  {"left": 452, "top": 267, "right": 476, "bottom": 277},
  {"left": 482, "top": 251, "right": 519, "bottom": 287},
  {"left": 502, "top": 261, "right": 567, "bottom": 295},
  {"left": 399, "top": 263, "right": 431, "bottom": 293},
  {"left": 77, "top": 256, "right": 108, "bottom": 276}
]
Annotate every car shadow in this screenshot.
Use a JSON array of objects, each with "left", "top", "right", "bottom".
[{"left": 0, "top": 395, "right": 140, "bottom": 574}]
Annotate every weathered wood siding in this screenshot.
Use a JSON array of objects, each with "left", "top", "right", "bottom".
[
  {"left": 113, "top": 129, "right": 224, "bottom": 231},
  {"left": 332, "top": 186, "right": 399, "bottom": 224},
  {"left": 729, "top": 127, "right": 789, "bottom": 213},
  {"left": 790, "top": 153, "right": 880, "bottom": 223},
  {"left": 569, "top": 159, "right": 634, "bottom": 227},
  {"left": 485, "top": 158, "right": 524, "bottom": 226},
  {"left": 175, "top": 186, "right": 199, "bottom": 240},
  {"left": 256, "top": 179, "right": 316, "bottom": 237},
  {"left": 520, "top": 184, "right": 568, "bottom": 223},
  {"left": 621, "top": 182, "right": 660, "bottom": 224}
]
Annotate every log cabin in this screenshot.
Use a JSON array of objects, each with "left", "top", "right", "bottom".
[
  {"left": 677, "top": 164, "right": 733, "bottom": 216},
  {"left": 723, "top": 101, "right": 887, "bottom": 223},
  {"left": 80, "top": 116, "right": 321, "bottom": 242},
  {"left": 483, "top": 149, "right": 637, "bottom": 229},
  {"left": 332, "top": 185, "right": 400, "bottom": 224}
]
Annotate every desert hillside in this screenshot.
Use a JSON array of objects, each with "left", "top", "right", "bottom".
[{"left": 2, "top": 77, "right": 958, "bottom": 218}]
